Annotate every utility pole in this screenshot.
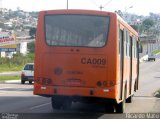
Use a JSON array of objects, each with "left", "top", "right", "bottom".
[
  {"left": 0, "top": 0, "right": 2, "bottom": 8},
  {"left": 99, "top": 5, "right": 104, "bottom": 10},
  {"left": 67, "top": 0, "right": 68, "bottom": 9},
  {"left": 99, "top": 0, "right": 112, "bottom": 10},
  {"left": 0, "top": 0, "right": 2, "bottom": 10}
]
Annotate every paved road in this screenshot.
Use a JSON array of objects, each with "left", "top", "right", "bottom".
[
  {"left": 0, "top": 71, "right": 21, "bottom": 76},
  {"left": 0, "top": 57, "right": 160, "bottom": 119}
]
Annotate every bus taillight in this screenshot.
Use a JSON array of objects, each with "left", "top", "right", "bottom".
[
  {"left": 35, "top": 77, "right": 52, "bottom": 85},
  {"left": 97, "top": 81, "right": 115, "bottom": 87}
]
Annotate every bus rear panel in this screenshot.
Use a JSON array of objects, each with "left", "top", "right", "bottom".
[{"left": 34, "top": 10, "right": 139, "bottom": 113}]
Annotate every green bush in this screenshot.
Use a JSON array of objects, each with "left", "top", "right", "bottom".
[
  {"left": 152, "top": 49, "right": 160, "bottom": 55},
  {"left": 0, "top": 53, "right": 34, "bottom": 72},
  {"left": 28, "top": 41, "right": 35, "bottom": 53},
  {"left": 0, "top": 76, "right": 20, "bottom": 81}
]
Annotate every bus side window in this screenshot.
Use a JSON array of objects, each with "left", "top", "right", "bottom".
[
  {"left": 136, "top": 41, "right": 138, "bottom": 58},
  {"left": 132, "top": 36, "right": 137, "bottom": 58},
  {"left": 129, "top": 36, "right": 132, "bottom": 57},
  {"left": 119, "top": 29, "right": 123, "bottom": 55},
  {"left": 126, "top": 30, "right": 130, "bottom": 57},
  {"left": 125, "top": 30, "right": 128, "bottom": 57},
  {"left": 123, "top": 29, "right": 126, "bottom": 57},
  {"left": 136, "top": 38, "right": 138, "bottom": 58},
  {"left": 124, "top": 29, "right": 129, "bottom": 57},
  {"left": 135, "top": 37, "right": 137, "bottom": 58},
  {"left": 132, "top": 36, "right": 134, "bottom": 58}
]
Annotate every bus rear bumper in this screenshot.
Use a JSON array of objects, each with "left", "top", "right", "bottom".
[{"left": 34, "top": 84, "right": 117, "bottom": 99}]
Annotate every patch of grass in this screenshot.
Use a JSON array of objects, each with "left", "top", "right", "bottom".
[
  {"left": 152, "top": 49, "right": 160, "bottom": 55},
  {"left": 0, "top": 76, "right": 20, "bottom": 81},
  {"left": 0, "top": 53, "right": 34, "bottom": 72},
  {"left": 0, "top": 64, "right": 23, "bottom": 72}
]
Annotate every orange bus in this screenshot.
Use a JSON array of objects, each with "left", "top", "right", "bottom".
[{"left": 34, "top": 10, "right": 142, "bottom": 113}]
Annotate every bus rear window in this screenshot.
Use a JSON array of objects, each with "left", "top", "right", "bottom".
[{"left": 45, "top": 15, "right": 110, "bottom": 47}]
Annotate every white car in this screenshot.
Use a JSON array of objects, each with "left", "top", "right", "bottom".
[
  {"left": 148, "top": 54, "right": 156, "bottom": 61},
  {"left": 21, "top": 63, "right": 34, "bottom": 84}
]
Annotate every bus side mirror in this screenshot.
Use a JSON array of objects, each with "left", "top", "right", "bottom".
[{"left": 139, "top": 44, "right": 143, "bottom": 53}]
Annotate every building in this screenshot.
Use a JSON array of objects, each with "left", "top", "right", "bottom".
[
  {"left": 0, "top": 31, "right": 28, "bottom": 58},
  {"left": 0, "top": 31, "right": 17, "bottom": 58}
]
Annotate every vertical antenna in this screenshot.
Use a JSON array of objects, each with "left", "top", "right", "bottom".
[{"left": 0, "top": 0, "right": 2, "bottom": 14}]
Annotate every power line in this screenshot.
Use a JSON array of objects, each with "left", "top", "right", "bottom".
[
  {"left": 90, "top": 0, "right": 99, "bottom": 8},
  {"left": 103, "top": 0, "right": 112, "bottom": 8}
]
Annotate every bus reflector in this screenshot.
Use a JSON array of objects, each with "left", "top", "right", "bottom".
[
  {"left": 103, "top": 89, "right": 109, "bottom": 92},
  {"left": 41, "top": 86, "right": 46, "bottom": 90}
]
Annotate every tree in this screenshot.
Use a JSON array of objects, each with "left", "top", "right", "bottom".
[
  {"left": 0, "top": 10, "right": 2, "bottom": 15},
  {"left": 29, "top": 27, "right": 36, "bottom": 38},
  {"left": 115, "top": 10, "right": 123, "bottom": 17},
  {"left": 143, "top": 18, "right": 155, "bottom": 30},
  {"left": 28, "top": 41, "right": 35, "bottom": 53},
  {"left": 0, "top": 22, "right": 5, "bottom": 29}
]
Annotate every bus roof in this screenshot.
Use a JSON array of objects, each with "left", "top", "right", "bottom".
[{"left": 39, "top": 9, "right": 116, "bottom": 17}]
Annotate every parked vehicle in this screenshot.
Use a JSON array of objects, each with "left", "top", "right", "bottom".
[
  {"left": 21, "top": 63, "right": 34, "bottom": 84},
  {"left": 148, "top": 54, "right": 156, "bottom": 61}
]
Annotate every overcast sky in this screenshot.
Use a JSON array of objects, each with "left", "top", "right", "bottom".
[{"left": 1, "top": 0, "right": 160, "bottom": 16}]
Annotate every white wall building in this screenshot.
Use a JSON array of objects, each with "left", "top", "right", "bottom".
[{"left": 19, "top": 42, "right": 27, "bottom": 55}]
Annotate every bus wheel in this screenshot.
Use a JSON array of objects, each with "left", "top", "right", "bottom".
[
  {"left": 105, "top": 103, "right": 114, "bottom": 113},
  {"left": 62, "top": 99, "right": 72, "bottom": 110},
  {"left": 115, "top": 99, "right": 125, "bottom": 113},
  {"left": 51, "top": 96, "right": 63, "bottom": 110},
  {"left": 126, "top": 96, "right": 132, "bottom": 103},
  {"left": 115, "top": 89, "right": 126, "bottom": 113}
]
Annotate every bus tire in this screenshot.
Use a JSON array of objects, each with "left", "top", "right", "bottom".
[
  {"left": 51, "top": 96, "right": 63, "bottom": 110},
  {"left": 134, "top": 80, "right": 138, "bottom": 91},
  {"left": 62, "top": 99, "right": 72, "bottom": 110},
  {"left": 105, "top": 103, "right": 114, "bottom": 113},
  {"left": 126, "top": 96, "right": 132, "bottom": 103},
  {"left": 115, "top": 89, "right": 126, "bottom": 113}
]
